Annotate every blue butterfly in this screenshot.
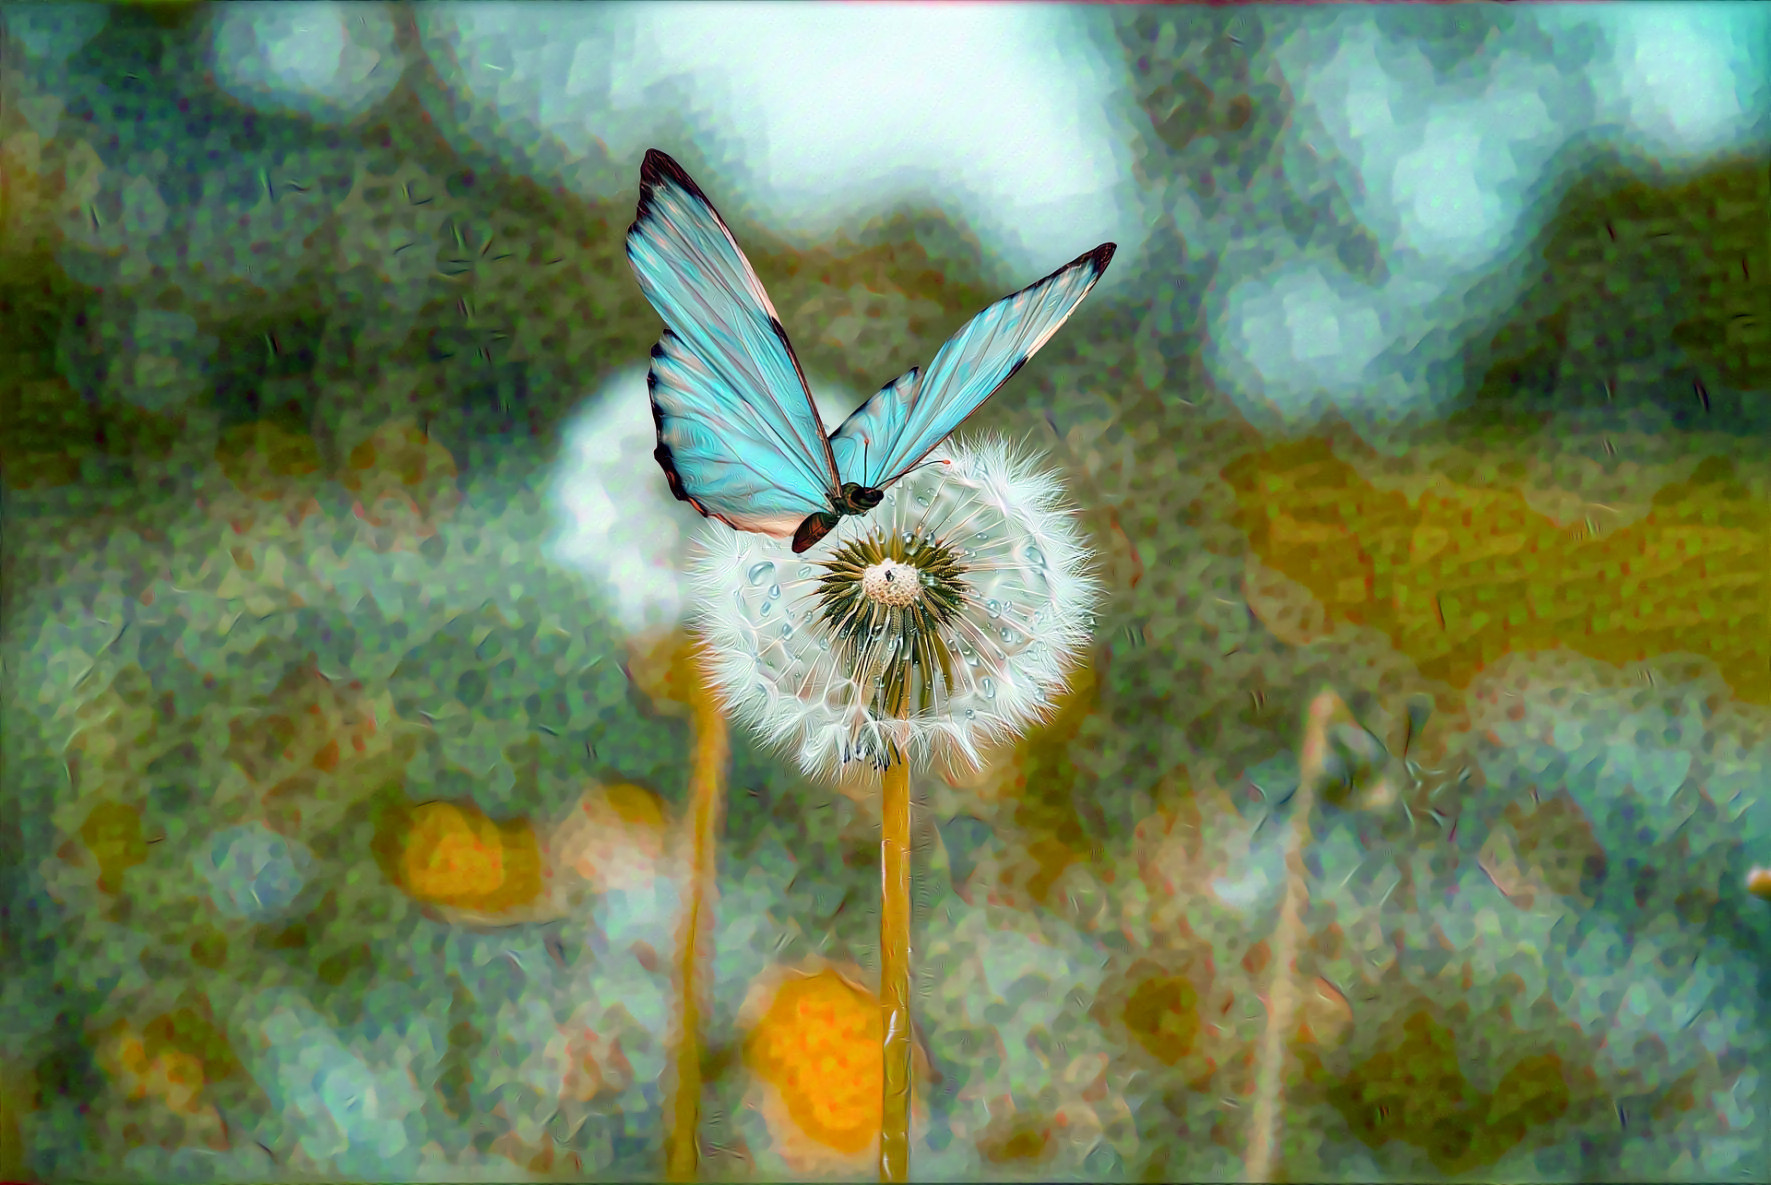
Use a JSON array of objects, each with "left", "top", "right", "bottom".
[{"left": 626, "top": 149, "right": 1115, "bottom": 553}]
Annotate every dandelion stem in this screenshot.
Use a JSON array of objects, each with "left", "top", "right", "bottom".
[
  {"left": 879, "top": 735, "right": 913, "bottom": 1182},
  {"left": 1245, "top": 689, "right": 1337, "bottom": 1184},
  {"left": 666, "top": 670, "right": 730, "bottom": 1183}
]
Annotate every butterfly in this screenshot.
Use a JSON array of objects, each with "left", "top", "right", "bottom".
[{"left": 626, "top": 149, "right": 1115, "bottom": 553}]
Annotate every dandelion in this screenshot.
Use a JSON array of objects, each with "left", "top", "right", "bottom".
[
  {"left": 692, "top": 437, "right": 1099, "bottom": 779},
  {"left": 691, "top": 436, "right": 1098, "bottom": 1180}
]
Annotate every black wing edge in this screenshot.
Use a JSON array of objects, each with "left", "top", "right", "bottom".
[
  {"left": 631, "top": 149, "right": 715, "bottom": 240},
  {"left": 1066, "top": 241, "right": 1118, "bottom": 285},
  {"left": 646, "top": 335, "right": 712, "bottom": 518},
  {"left": 626, "top": 147, "right": 845, "bottom": 497},
  {"left": 987, "top": 240, "right": 1119, "bottom": 389},
  {"left": 874, "top": 240, "right": 1119, "bottom": 487}
]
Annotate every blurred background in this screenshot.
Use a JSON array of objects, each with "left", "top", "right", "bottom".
[{"left": 1, "top": 2, "right": 1769, "bottom": 1180}]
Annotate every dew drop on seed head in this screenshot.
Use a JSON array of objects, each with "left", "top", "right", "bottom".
[
  {"left": 985, "top": 599, "right": 1000, "bottom": 618},
  {"left": 798, "top": 565, "right": 814, "bottom": 579},
  {"left": 1026, "top": 547, "right": 1045, "bottom": 568},
  {"left": 747, "top": 561, "right": 776, "bottom": 586},
  {"left": 768, "top": 584, "right": 781, "bottom": 599},
  {"left": 760, "top": 600, "right": 772, "bottom": 616},
  {"left": 964, "top": 708, "right": 976, "bottom": 719},
  {"left": 981, "top": 677, "right": 997, "bottom": 700},
  {"left": 780, "top": 622, "right": 794, "bottom": 639}
]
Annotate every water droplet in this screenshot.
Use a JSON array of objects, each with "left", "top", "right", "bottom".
[
  {"left": 747, "top": 561, "right": 776, "bottom": 586},
  {"left": 985, "top": 599, "right": 1001, "bottom": 619},
  {"left": 964, "top": 708, "right": 976, "bottom": 720},
  {"left": 1026, "top": 547, "right": 1045, "bottom": 568},
  {"left": 981, "top": 677, "right": 997, "bottom": 700},
  {"left": 760, "top": 600, "right": 772, "bottom": 617},
  {"left": 974, "top": 531, "right": 989, "bottom": 542},
  {"left": 1001, "top": 627, "right": 1015, "bottom": 642},
  {"left": 780, "top": 622, "right": 795, "bottom": 639},
  {"left": 768, "top": 584, "right": 781, "bottom": 599},
  {"left": 798, "top": 565, "right": 815, "bottom": 579}
]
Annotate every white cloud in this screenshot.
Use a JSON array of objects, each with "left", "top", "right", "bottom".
[
  {"left": 1209, "top": 7, "right": 1760, "bottom": 430},
  {"left": 1535, "top": 3, "right": 1769, "bottom": 160},
  {"left": 209, "top": 2, "right": 402, "bottom": 122},
  {"left": 417, "top": 3, "right": 1142, "bottom": 282},
  {"left": 1618, "top": 7, "right": 1758, "bottom": 154},
  {"left": 1218, "top": 265, "right": 1388, "bottom": 422}
]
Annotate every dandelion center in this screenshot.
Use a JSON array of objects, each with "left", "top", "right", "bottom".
[
  {"left": 813, "top": 529, "right": 971, "bottom": 744},
  {"left": 860, "top": 560, "right": 922, "bottom": 608}
]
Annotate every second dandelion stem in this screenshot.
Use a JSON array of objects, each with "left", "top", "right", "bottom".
[{"left": 879, "top": 749, "right": 913, "bottom": 1183}]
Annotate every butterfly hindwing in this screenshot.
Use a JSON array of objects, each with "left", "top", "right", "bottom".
[
  {"left": 646, "top": 332, "right": 828, "bottom": 535},
  {"left": 830, "top": 242, "right": 1116, "bottom": 489},
  {"left": 627, "top": 150, "right": 841, "bottom": 536},
  {"left": 827, "top": 366, "right": 920, "bottom": 489}
]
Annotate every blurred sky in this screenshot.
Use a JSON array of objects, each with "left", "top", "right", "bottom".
[
  {"left": 177, "top": 0, "right": 1770, "bottom": 420},
  {"left": 4, "top": 0, "right": 1768, "bottom": 622},
  {"left": 6, "top": 1, "right": 1767, "bottom": 414}
]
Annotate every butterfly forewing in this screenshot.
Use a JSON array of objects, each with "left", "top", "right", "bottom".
[
  {"left": 627, "top": 150, "right": 842, "bottom": 536},
  {"left": 829, "top": 243, "right": 1116, "bottom": 490}
]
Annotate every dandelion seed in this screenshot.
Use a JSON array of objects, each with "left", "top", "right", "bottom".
[{"left": 691, "top": 438, "right": 1099, "bottom": 779}]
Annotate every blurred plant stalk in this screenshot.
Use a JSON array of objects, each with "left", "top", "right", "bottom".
[
  {"left": 631, "top": 631, "right": 730, "bottom": 1183},
  {"left": 1244, "top": 689, "right": 1343, "bottom": 1183},
  {"left": 671, "top": 664, "right": 729, "bottom": 1181}
]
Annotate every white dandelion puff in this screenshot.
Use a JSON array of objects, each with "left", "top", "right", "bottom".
[{"left": 691, "top": 437, "right": 1100, "bottom": 778}]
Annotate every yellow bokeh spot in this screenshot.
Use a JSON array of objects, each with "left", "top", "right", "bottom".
[
  {"left": 395, "top": 800, "right": 543, "bottom": 913},
  {"left": 79, "top": 800, "right": 148, "bottom": 895},
  {"left": 214, "top": 420, "right": 322, "bottom": 501},
  {"left": 605, "top": 782, "right": 667, "bottom": 831},
  {"left": 747, "top": 970, "right": 883, "bottom": 1155},
  {"left": 1224, "top": 441, "right": 1771, "bottom": 703}
]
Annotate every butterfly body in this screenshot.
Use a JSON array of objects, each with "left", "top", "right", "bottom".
[{"left": 627, "top": 149, "right": 1113, "bottom": 554}]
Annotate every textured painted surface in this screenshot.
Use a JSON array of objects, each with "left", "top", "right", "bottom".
[{"left": 2, "top": 4, "right": 1769, "bottom": 1183}]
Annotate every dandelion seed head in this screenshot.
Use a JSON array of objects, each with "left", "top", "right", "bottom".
[{"left": 691, "top": 438, "right": 1100, "bottom": 779}]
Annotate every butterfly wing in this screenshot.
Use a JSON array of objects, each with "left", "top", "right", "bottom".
[
  {"left": 829, "top": 243, "right": 1116, "bottom": 489},
  {"left": 626, "top": 150, "right": 841, "bottom": 537},
  {"left": 828, "top": 366, "right": 920, "bottom": 487}
]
